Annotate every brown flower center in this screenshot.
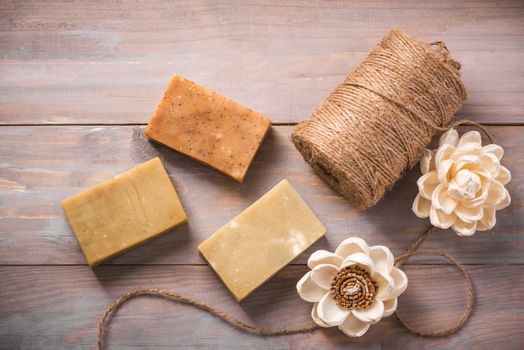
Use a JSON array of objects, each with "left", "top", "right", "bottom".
[{"left": 330, "top": 265, "right": 378, "bottom": 310}]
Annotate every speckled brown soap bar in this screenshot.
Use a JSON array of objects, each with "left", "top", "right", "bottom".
[
  {"left": 61, "top": 157, "right": 187, "bottom": 267},
  {"left": 145, "top": 75, "right": 271, "bottom": 182}
]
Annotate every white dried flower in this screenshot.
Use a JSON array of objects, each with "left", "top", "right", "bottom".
[
  {"left": 412, "top": 129, "right": 511, "bottom": 236},
  {"left": 296, "top": 237, "right": 407, "bottom": 337}
]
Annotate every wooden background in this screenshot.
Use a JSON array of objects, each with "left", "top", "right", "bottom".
[{"left": 1, "top": 1, "right": 523, "bottom": 349}]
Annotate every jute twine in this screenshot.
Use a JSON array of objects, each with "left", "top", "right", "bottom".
[
  {"left": 291, "top": 30, "right": 468, "bottom": 210},
  {"left": 97, "top": 227, "right": 476, "bottom": 349}
]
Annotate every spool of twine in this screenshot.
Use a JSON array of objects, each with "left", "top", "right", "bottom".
[{"left": 291, "top": 30, "right": 467, "bottom": 210}]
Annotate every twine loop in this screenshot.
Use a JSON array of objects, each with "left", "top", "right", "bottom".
[
  {"left": 392, "top": 226, "right": 474, "bottom": 337},
  {"left": 394, "top": 249, "right": 474, "bottom": 337}
]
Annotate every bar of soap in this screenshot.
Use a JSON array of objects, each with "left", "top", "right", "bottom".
[
  {"left": 61, "top": 157, "right": 187, "bottom": 267},
  {"left": 144, "top": 75, "right": 271, "bottom": 183},
  {"left": 198, "top": 179, "right": 326, "bottom": 301}
]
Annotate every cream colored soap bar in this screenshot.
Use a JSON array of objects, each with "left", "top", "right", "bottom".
[
  {"left": 198, "top": 179, "right": 326, "bottom": 301},
  {"left": 62, "top": 157, "right": 187, "bottom": 267}
]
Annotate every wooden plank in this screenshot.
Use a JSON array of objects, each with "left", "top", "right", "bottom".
[
  {"left": 0, "top": 55, "right": 522, "bottom": 125},
  {"left": 1, "top": 264, "right": 522, "bottom": 349},
  {"left": 0, "top": 125, "right": 522, "bottom": 265},
  {"left": 1, "top": 0, "right": 523, "bottom": 124},
  {"left": 2, "top": 0, "right": 522, "bottom": 60}
]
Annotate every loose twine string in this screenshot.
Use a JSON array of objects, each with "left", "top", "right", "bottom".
[
  {"left": 98, "top": 226, "right": 482, "bottom": 349},
  {"left": 291, "top": 30, "right": 470, "bottom": 210},
  {"left": 393, "top": 227, "right": 474, "bottom": 337}
]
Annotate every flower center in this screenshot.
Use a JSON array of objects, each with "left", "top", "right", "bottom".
[
  {"left": 345, "top": 284, "right": 360, "bottom": 295},
  {"left": 454, "top": 170, "right": 481, "bottom": 199},
  {"left": 330, "top": 265, "right": 378, "bottom": 311}
]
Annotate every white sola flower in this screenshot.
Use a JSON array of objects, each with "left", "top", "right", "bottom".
[
  {"left": 412, "top": 129, "right": 511, "bottom": 236},
  {"left": 296, "top": 237, "right": 407, "bottom": 337}
]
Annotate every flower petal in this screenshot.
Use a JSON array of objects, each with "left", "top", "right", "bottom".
[
  {"left": 297, "top": 271, "right": 329, "bottom": 302},
  {"left": 483, "top": 144, "right": 504, "bottom": 160},
  {"left": 417, "top": 171, "right": 440, "bottom": 200},
  {"left": 496, "top": 166, "right": 511, "bottom": 186},
  {"left": 420, "top": 150, "right": 435, "bottom": 174},
  {"left": 369, "top": 246, "right": 394, "bottom": 274},
  {"left": 437, "top": 159, "right": 454, "bottom": 185},
  {"left": 450, "top": 144, "right": 483, "bottom": 161},
  {"left": 374, "top": 270, "right": 394, "bottom": 300},
  {"left": 317, "top": 293, "right": 350, "bottom": 326},
  {"left": 338, "top": 313, "right": 370, "bottom": 337},
  {"left": 430, "top": 206, "right": 456, "bottom": 229},
  {"left": 477, "top": 207, "right": 496, "bottom": 231},
  {"left": 480, "top": 153, "right": 500, "bottom": 178},
  {"left": 474, "top": 168, "right": 493, "bottom": 183},
  {"left": 335, "top": 237, "right": 370, "bottom": 258},
  {"left": 412, "top": 193, "right": 431, "bottom": 218},
  {"left": 458, "top": 131, "right": 482, "bottom": 147},
  {"left": 452, "top": 218, "right": 477, "bottom": 236},
  {"left": 432, "top": 184, "right": 458, "bottom": 215},
  {"left": 311, "top": 264, "right": 339, "bottom": 290},
  {"left": 447, "top": 180, "right": 466, "bottom": 201},
  {"left": 495, "top": 188, "right": 511, "bottom": 211},
  {"left": 341, "top": 252, "right": 375, "bottom": 277},
  {"left": 452, "top": 155, "right": 481, "bottom": 175},
  {"left": 389, "top": 267, "right": 408, "bottom": 299},
  {"left": 352, "top": 299, "right": 384, "bottom": 324},
  {"left": 311, "top": 303, "right": 332, "bottom": 328},
  {"left": 307, "top": 250, "right": 343, "bottom": 270},
  {"left": 454, "top": 204, "right": 483, "bottom": 224},
  {"left": 484, "top": 180, "right": 506, "bottom": 207},
  {"left": 383, "top": 298, "right": 398, "bottom": 317},
  {"left": 439, "top": 129, "right": 459, "bottom": 147},
  {"left": 435, "top": 144, "right": 455, "bottom": 167}
]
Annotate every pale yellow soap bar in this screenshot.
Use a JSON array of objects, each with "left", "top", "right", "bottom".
[
  {"left": 62, "top": 157, "right": 187, "bottom": 267},
  {"left": 198, "top": 179, "right": 326, "bottom": 301}
]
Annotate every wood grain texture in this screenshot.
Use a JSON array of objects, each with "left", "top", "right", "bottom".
[
  {"left": 0, "top": 0, "right": 523, "bottom": 124},
  {"left": 1, "top": 264, "right": 523, "bottom": 350},
  {"left": 1, "top": 1, "right": 523, "bottom": 349},
  {"left": 0, "top": 125, "right": 522, "bottom": 265}
]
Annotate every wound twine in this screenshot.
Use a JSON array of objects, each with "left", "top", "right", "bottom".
[
  {"left": 291, "top": 30, "right": 468, "bottom": 210},
  {"left": 97, "top": 227, "right": 475, "bottom": 349}
]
